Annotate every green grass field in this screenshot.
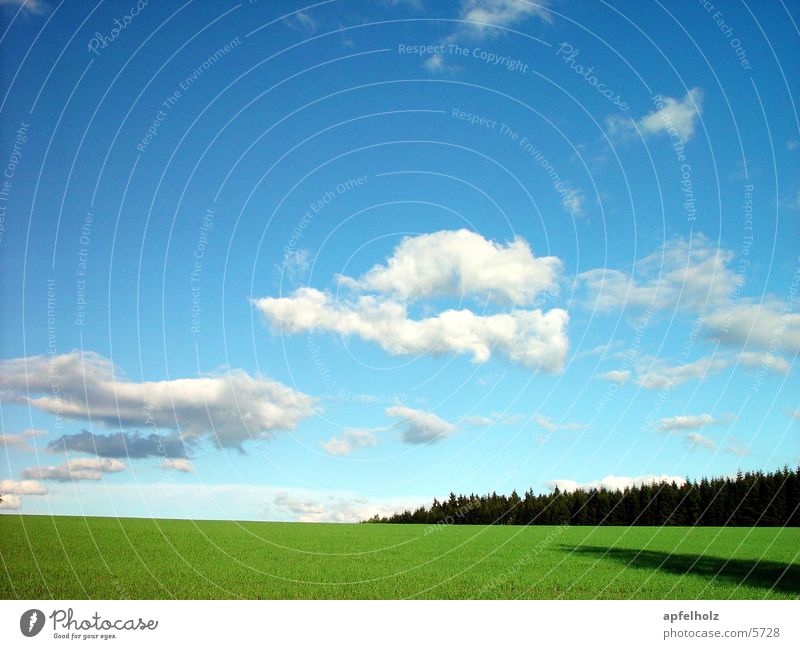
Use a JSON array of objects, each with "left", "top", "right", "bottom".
[{"left": 1, "top": 515, "right": 798, "bottom": 599}]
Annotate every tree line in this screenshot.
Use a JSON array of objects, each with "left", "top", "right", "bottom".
[{"left": 366, "top": 466, "right": 800, "bottom": 527}]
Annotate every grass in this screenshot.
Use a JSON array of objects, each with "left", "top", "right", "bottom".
[{"left": 1, "top": 515, "right": 798, "bottom": 599}]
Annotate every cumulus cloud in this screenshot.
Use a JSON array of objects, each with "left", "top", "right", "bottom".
[
  {"left": 385, "top": 406, "right": 456, "bottom": 444},
  {"left": 546, "top": 474, "right": 686, "bottom": 493},
  {"left": 48, "top": 430, "right": 189, "bottom": 459},
  {"left": 254, "top": 289, "right": 569, "bottom": 372},
  {"left": 423, "top": 53, "right": 451, "bottom": 73},
  {"left": 161, "top": 459, "right": 194, "bottom": 473},
  {"left": 0, "top": 351, "right": 316, "bottom": 449},
  {"left": 0, "top": 494, "right": 22, "bottom": 510},
  {"left": 459, "top": 412, "right": 525, "bottom": 427},
  {"left": 533, "top": 415, "right": 586, "bottom": 433},
  {"left": 608, "top": 87, "right": 704, "bottom": 142},
  {"left": 687, "top": 432, "right": 716, "bottom": 451},
  {"left": 0, "top": 479, "right": 47, "bottom": 495},
  {"left": 271, "top": 490, "right": 424, "bottom": 523},
  {"left": 654, "top": 413, "right": 732, "bottom": 432},
  {"left": 22, "top": 458, "right": 127, "bottom": 481},
  {"left": 0, "top": 427, "right": 45, "bottom": 450},
  {"left": 705, "top": 300, "right": 800, "bottom": 356},
  {"left": 0, "top": 478, "right": 47, "bottom": 512},
  {"left": 339, "top": 230, "right": 560, "bottom": 305},
  {"left": 579, "top": 234, "right": 739, "bottom": 314},
  {"left": 320, "top": 429, "right": 380, "bottom": 456},
  {"left": 595, "top": 369, "right": 631, "bottom": 385}
]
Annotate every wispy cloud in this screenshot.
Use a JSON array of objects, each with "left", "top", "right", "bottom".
[
  {"left": 320, "top": 429, "right": 380, "bottom": 456},
  {"left": 579, "top": 234, "right": 739, "bottom": 314},
  {"left": 385, "top": 406, "right": 456, "bottom": 444},
  {"left": 595, "top": 369, "right": 631, "bottom": 385},
  {"left": 0, "top": 479, "right": 48, "bottom": 495},
  {"left": 533, "top": 414, "right": 586, "bottom": 433},
  {"left": 0, "top": 427, "right": 45, "bottom": 451},
  {"left": 22, "top": 458, "right": 127, "bottom": 482},
  {"left": 654, "top": 413, "right": 733, "bottom": 432},
  {"left": 0, "top": 0, "right": 49, "bottom": 16},
  {"left": 161, "top": 459, "right": 194, "bottom": 473},
  {"left": 687, "top": 432, "right": 716, "bottom": 451}
]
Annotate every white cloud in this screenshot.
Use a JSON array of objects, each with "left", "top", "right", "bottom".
[
  {"left": 725, "top": 445, "right": 751, "bottom": 457},
  {"left": 256, "top": 230, "right": 569, "bottom": 373},
  {"left": 705, "top": 300, "right": 800, "bottom": 355},
  {"left": 545, "top": 473, "right": 686, "bottom": 493},
  {"left": 284, "top": 10, "right": 317, "bottom": 32},
  {"left": 0, "top": 0, "right": 48, "bottom": 16},
  {"left": 0, "top": 479, "right": 48, "bottom": 495},
  {"left": 0, "top": 351, "right": 316, "bottom": 449},
  {"left": 595, "top": 369, "right": 631, "bottom": 385},
  {"left": 320, "top": 429, "right": 379, "bottom": 456},
  {"left": 423, "top": 53, "right": 447, "bottom": 72},
  {"left": 22, "top": 458, "right": 127, "bottom": 481},
  {"left": 161, "top": 459, "right": 194, "bottom": 473},
  {"left": 277, "top": 248, "right": 310, "bottom": 284},
  {"left": 737, "top": 351, "right": 790, "bottom": 374},
  {"left": 790, "top": 409, "right": 800, "bottom": 420},
  {"left": 609, "top": 88, "right": 704, "bottom": 142},
  {"left": 421, "top": 2, "right": 552, "bottom": 83},
  {"left": 687, "top": 432, "right": 716, "bottom": 451},
  {"left": 340, "top": 230, "right": 560, "bottom": 305},
  {"left": 579, "top": 234, "right": 739, "bottom": 313},
  {"left": 634, "top": 349, "right": 788, "bottom": 390},
  {"left": 641, "top": 88, "right": 704, "bottom": 140},
  {"left": 0, "top": 494, "right": 22, "bottom": 510},
  {"left": 533, "top": 414, "right": 585, "bottom": 433},
  {"left": 459, "top": 0, "right": 552, "bottom": 36},
  {"left": 460, "top": 415, "right": 495, "bottom": 427},
  {"left": 562, "top": 187, "right": 585, "bottom": 217},
  {"left": 0, "top": 427, "right": 45, "bottom": 450},
  {"left": 385, "top": 406, "right": 456, "bottom": 444},
  {"left": 635, "top": 355, "right": 730, "bottom": 390},
  {"left": 255, "top": 289, "right": 569, "bottom": 372},
  {"left": 654, "top": 413, "right": 732, "bottom": 432},
  {"left": 271, "top": 490, "right": 425, "bottom": 523}
]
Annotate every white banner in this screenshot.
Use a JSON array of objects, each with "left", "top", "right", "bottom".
[{"left": 0, "top": 600, "right": 797, "bottom": 648}]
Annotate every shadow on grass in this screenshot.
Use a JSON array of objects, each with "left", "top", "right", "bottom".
[{"left": 560, "top": 545, "right": 800, "bottom": 595}]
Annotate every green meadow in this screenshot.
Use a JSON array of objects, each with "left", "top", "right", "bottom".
[{"left": 1, "top": 515, "right": 798, "bottom": 599}]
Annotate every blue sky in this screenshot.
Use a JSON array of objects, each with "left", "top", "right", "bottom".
[{"left": 0, "top": 0, "right": 798, "bottom": 522}]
